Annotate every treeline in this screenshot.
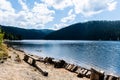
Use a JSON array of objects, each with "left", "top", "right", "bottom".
[
  {"left": 0, "top": 28, "right": 4, "bottom": 43},
  {"left": 45, "top": 21, "right": 120, "bottom": 40},
  {"left": 4, "top": 33, "right": 22, "bottom": 40},
  {"left": 0, "top": 25, "right": 54, "bottom": 40},
  {"left": 0, "top": 25, "right": 21, "bottom": 40}
]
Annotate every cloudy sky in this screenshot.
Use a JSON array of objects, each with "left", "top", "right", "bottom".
[{"left": 0, "top": 0, "right": 120, "bottom": 30}]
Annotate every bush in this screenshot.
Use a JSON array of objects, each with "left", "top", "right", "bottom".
[{"left": 0, "top": 33, "right": 4, "bottom": 44}]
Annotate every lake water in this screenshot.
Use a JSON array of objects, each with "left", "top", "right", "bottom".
[{"left": 6, "top": 40, "right": 120, "bottom": 76}]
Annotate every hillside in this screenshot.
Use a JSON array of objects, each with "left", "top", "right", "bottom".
[
  {"left": 0, "top": 25, "right": 54, "bottom": 40},
  {"left": 45, "top": 21, "right": 120, "bottom": 40}
]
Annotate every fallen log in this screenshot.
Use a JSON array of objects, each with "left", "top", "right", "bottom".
[
  {"left": 23, "top": 54, "right": 48, "bottom": 76},
  {"left": 35, "top": 63, "right": 48, "bottom": 76}
]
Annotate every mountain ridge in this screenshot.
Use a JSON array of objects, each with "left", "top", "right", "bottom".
[
  {"left": 45, "top": 21, "right": 120, "bottom": 40},
  {"left": 0, "top": 25, "right": 54, "bottom": 40},
  {"left": 1, "top": 20, "right": 120, "bottom": 40}
]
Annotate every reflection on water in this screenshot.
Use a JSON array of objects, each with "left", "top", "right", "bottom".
[{"left": 6, "top": 40, "right": 120, "bottom": 76}]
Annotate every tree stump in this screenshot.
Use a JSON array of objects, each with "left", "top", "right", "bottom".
[
  {"left": 90, "top": 68, "right": 104, "bottom": 80},
  {"left": 23, "top": 55, "right": 29, "bottom": 62}
]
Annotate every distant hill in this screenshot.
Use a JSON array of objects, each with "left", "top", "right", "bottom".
[
  {"left": 45, "top": 21, "right": 120, "bottom": 40},
  {"left": 0, "top": 25, "right": 54, "bottom": 40}
]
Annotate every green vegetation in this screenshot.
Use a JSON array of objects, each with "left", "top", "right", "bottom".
[
  {"left": 0, "top": 25, "right": 54, "bottom": 40},
  {"left": 0, "top": 25, "right": 22, "bottom": 40},
  {"left": 45, "top": 21, "right": 120, "bottom": 40},
  {"left": 0, "top": 26, "right": 8, "bottom": 60},
  {"left": 0, "top": 27, "right": 4, "bottom": 44},
  {"left": 0, "top": 44, "right": 8, "bottom": 60},
  {"left": 4, "top": 32, "right": 21, "bottom": 40},
  {"left": 0, "top": 34, "right": 4, "bottom": 44}
]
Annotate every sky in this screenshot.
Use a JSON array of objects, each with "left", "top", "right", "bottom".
[{"left": 0, "top": 0, "right": 120, "bottom": 30}]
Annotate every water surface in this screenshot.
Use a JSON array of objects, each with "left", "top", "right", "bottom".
[{"left": 6, "top": 40, "right": 120, "bottom": 76}]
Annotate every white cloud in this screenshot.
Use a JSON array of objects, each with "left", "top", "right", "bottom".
[
  {"left": 0, "top": 0, "right": 55, "bottom": 29},
  {"left": 43, "top": 0, "right": 117, "bottom": 17},
  {"left": 18, "top": 0, "right": 28, "bottom": 11},
  {"left": 53, "top": 23, "right": 68, "bottom": 30},
  {"left": 68, "top": 9, "right": 73, "bottom": 15},
  {"left": 42, "top": 0, "right": 73, "bottom": 10},
  {"left": 30, "top": 2, "right": 55, "bottom": 28},
  {"left": 0, "top": 0, "right": 15, "bottom": 12},
  {"left": 52, "top": 0, "right": 117, "bottom": 29},
  {"left": 61, "top": 14, "right": 76, "bottom": 23},
  {"left": 107, "top": 1, "right": 117, "bottom": 11},
  {"left": 72, "top": 0, "right": 117, "bottom": 16},
  {"left": 61, "top": 9, "right": 76, "bottom": 23},
  {"left": 0, "top": 0, "right": 17, "bottom": 26},
  {"left": 0, "top": 0, "right": 118, "bottom": 30},
  {"left": 32, "top": 2, "right": 55, "bottom": 15}
]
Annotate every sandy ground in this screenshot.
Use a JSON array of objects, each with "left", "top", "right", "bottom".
[{"left": 0, "top": 45, "right": 90, "bottom": 80}]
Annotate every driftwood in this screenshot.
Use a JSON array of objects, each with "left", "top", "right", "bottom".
[
  {"left": 65, "top": 64, "right": 70, "bottom": 69},
  {"left": 77, "top": 68, "right": 89, "bottom": 78},
  {"left": 23, "top": 54, "right": 29, "bottom": 62},
  {"left": 70, "top": 65, "right": 78, "bottom": 72},
  {"left": 54, "top": 60, "right": 66, "bottom": 68},
  {"left": 77, "top": 68, "right": 85, "bottom": 78},
  {"left": 23, "top": 54, "right": 48, "bottom": 76},
  {"left": 86, "top": 71, "right": 91, "bottom": 78},
  {"left": 44, "top": 57, "right": 54, "bottom": 64},
  {"left": 117, "top": 77, "right": 120, "bottom": 80},
  {"left": 34, "top": 63, "right": 48, "bottom": 76},
  {"left": 90, "top": 68, "right": 104, "bottom": 80},
  {"left": 32, "top": 59, "right": 36, "bottom": 67},
  {"left": 67, "top": 64, "right": 74, "bottom": 71},
  {"left": 23, "top": 54, "right": 120, "bottom": 79},
  {"left": 105, "top": 75, "right": 118, "bottom": 80}
]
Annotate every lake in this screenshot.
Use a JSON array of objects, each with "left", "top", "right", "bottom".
[{"left": 6, "top": 40, "right": 120, "bottom": 76}]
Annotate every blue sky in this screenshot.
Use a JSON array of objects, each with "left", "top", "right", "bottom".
[{"left": 0, "top": 0, "right": 119, "bottom": 30}]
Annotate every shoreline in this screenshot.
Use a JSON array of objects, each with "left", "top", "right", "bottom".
[
  {"left": 2, "top": 42, "right": 120, "bottom": 80},
  {"left": 8, "top": 42, "right": 120, "bottom": 77},
  {"left": 1, "top": 43, "right": 89, "bottom": 80}
]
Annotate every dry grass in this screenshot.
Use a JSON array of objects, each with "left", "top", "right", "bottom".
[{"left": 0, "top": 43, "right": 8, "bottom": 60}]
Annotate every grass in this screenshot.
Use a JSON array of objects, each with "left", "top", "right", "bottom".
[
  {"left": 0, "top": 43, "right": 8, "bottom": 60},
  {"left": 0, "top": 33, "right": 4, "bottom": 44},
  {"left": 0, "top": 32, "right": 7, "bottom": 60}
]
